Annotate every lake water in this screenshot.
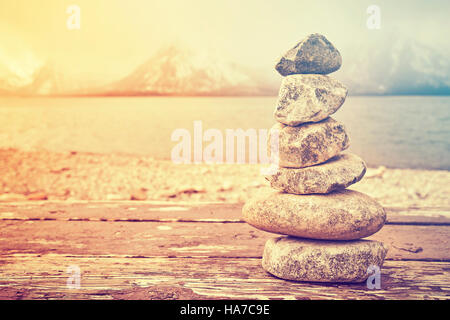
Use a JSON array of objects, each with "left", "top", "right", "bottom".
[{"left": 0, "top": 96, "right": 449, "bottom": 170}]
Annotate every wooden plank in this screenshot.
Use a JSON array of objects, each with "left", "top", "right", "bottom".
[
  {"left": 1, "top": 220, "right": 448, "bottom": 261},
  {"left": 0, "top": 254, "right": 448, "bottom": 300},
  {"left": 386, "top": 207, "right": 450, "bottom": 225},
  {"left": 0, "top": 202, "right": 243, "bottom": 223},
  {"left": 1, "top": 202, "right": 449, "bottom": 225},
  {"left": 1, "top": 202, "right": 448, "bottom": 300}
]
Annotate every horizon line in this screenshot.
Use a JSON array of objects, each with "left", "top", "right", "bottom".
[{"left": 1, "top": 93, "right": 450, "bottom": 98}]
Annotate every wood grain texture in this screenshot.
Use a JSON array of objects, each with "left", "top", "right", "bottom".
[
  {"left": 1, "top": 202, "right": 449, "bottom": 225},
  {"left": 0, "top": 254, "right": 448, "bottom": 300},
  {"left": 0, "top": 221, "right": 448, "bottom": 260},
  {"left": 0, "top": 202, "right": 448, "bottom": 300}
]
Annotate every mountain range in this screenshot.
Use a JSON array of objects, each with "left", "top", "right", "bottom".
[
  {"left": 1, "top": 39, "right": 449, "bottom": 96},
  {"left": 102, "top": 46, "right": 276, "bottom": 96},
  {"left": 340, "top": 37, "right": 450, "bottom": 95}
]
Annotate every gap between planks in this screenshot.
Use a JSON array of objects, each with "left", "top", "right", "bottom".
[
  {"left": 1, "top": 217, "right": 449, "bottom": 226},
  {"left": 2, "top": 253, "right": 448, "bottom": 262},
  {"left": 1, "top": 203, "right": 450, "bottom": 226}
]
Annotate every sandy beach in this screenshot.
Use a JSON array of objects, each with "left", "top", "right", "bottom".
[{"left": 1, "top": 148, "right": 448, "bottom": 207}]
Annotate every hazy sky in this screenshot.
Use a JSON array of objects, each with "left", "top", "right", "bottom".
[{"left": 1, "top": 0, "right": 449, "bottom": 82}]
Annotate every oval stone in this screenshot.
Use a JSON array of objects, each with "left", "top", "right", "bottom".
[
  {"left": 269, "top": 118, "right": 349, "bottom": 168},
  {"left": 275, "top": 74, "right": 347, "bottom": 126},
  {"left": 262, "top": 237, "right": 388, "bottom": 283},
  {"left": 242, "top": 189, "right": 386, "bottom": 240},
  {"left": 275, "top": 33, "right": 342, "bottom": 76},
  {"left": 265, "top": 153, "right": 366, "bottom": 194}
]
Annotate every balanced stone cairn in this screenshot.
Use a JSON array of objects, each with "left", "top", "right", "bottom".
[{"left": 242, "top": 34, "right": 388, "bottom": 283}]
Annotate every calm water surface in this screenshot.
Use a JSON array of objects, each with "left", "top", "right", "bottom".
[{"left": 0, "top": 96, "right": 448, "bottom": 169}]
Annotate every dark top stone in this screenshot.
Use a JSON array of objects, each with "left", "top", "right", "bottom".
[{"left": 275, "top": 34, "right": 342, "bottom": 76}]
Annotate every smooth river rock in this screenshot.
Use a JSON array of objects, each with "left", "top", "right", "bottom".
[
  {"left": 268, "top": 118, "right": 349, "bottom": 168},
  {"left": 242, "top": 189, "right": 386, "bottom": 240},
  {"left": 262, "top": 237, "right": 388, "bottom": 283},
  {"left": 266, "top": 153, "right": 366, "bottom": 194},
  {"left": 275, "top": 33, "right": 342, "bottom": 76},
  {"left": 275, "top": 74, "right": 347, "bottom": 126}
]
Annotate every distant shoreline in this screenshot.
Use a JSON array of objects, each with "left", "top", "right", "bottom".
[
  {"left": 1, "top": 93, "right": 450, "bottom": 99},
  {"left": 0, "top": 96, "right": 448, "bottom": 170},
  {"left": 4, "top": 147, "right": 450, "bottom": 172},
  {"left": 1, "top": 148, "right": 449, "bottom": 207}
]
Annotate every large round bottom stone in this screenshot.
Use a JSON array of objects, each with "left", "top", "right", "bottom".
[
  {"left": 262, "top": 237, "right": 388, "bottom": 283},
  {"left": 242, "top": 189, "right": 386, "bottom": 240}
]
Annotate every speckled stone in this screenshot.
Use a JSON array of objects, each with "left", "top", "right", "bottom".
[
  {"left": 242, "top": 189, "right": 386, "bottom": 240},
  {"left": 275, "top": 74, "right": 347, "bottom": 126},
  {"left": 275, "top": 34, "right": 342, "bottom": 76},
  {"left": 268, "top": 118, "right": 349, "bottom": 168},
  {"left": 262, "top": 237, "right": 388, "bottom": 283},
  {"left": 266, "top": 153, "right": 366, "bottom": 194}
]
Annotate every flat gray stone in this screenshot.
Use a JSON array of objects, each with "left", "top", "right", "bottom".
[
  {"left": 242, "top": 189, "right": 386, "bottom": 240},
  {"left": 262, "top": 237, "right": 388, "bottom": 283},
  {"left": 275, "top": 33, "right": 342, "bottom": 76},
  {"left": 275, "top": 74, "right": 347, "bottom": 126},
  {"left": 269, "top": 118, "right": 349, "bottom": 168},
  {"left": 266, "top": 153, "right": 366, "bottom": 194}
]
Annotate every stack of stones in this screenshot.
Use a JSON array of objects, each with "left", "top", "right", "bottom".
[{"left": 242, "top": 34, "right": 388, "bottom": 283}]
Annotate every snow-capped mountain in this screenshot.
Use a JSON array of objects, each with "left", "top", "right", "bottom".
[
  {"left": 106, "top": 46, "right": 276, "bottom": 96},
  {"left": 0, "top": 59, "right": 97, "bottom": 96},
  {"left": 339, "top": 36, "right": 450, "bottom": 95},
  {"left": 0, "top": 50, "right": 42, "bottom": 94},
  {"left": 0, "top": 38, "right": 449, "bottom": 96},
  {"left": 18, "top": 63, "right": 99, "bottom": 96}
]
